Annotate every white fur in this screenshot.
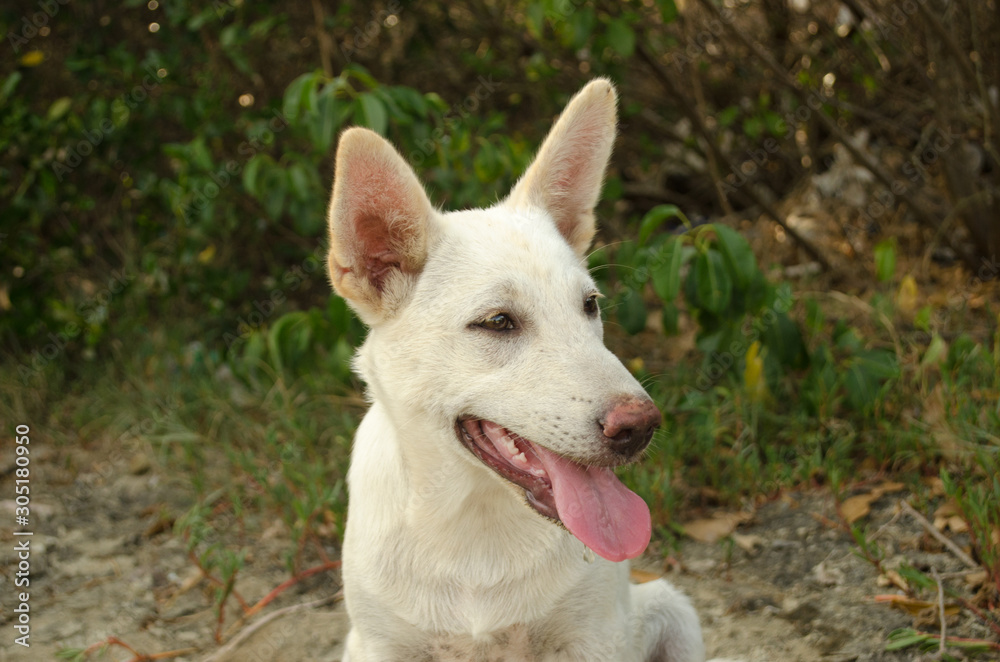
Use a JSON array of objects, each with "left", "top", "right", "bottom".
[{"left": 327, "top": 79, "right": 708, "bottom": 662}]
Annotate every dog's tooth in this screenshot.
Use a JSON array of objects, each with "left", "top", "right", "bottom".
[{"left": 513, "top": 451, "right": 527, "bottom": 465}]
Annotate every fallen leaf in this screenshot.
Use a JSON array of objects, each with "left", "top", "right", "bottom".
[
  {"left": 841, "top": 482, "right": 906, "bottom": 524},
  {"left": 871, "top": 481, "right": 905, "bottom": 497},
  {"left": 683, "top": 512, "right": 752, "bottom": 543},
  {"left": 933, "top": 500, "right": 961, "bottom": 518},
  {"left": 732, "top": 532, "right": 764, "bottom": 554},
  {"left": 965, "top": 570, "right": 989, "bottom": 588},
  {"left": 934, "top": 515, "right": 969, "bottom": 534},
  {"left": 630, "top": 568, "right": 662, "bottom": 584},
  {"left": 880, "top": 569, "right": 909, "bottom": 592},
  {"left": 933, "top": 500, "right": 969, "bottom": 533},
  {"left": 896, "top": 275, "right": 918, "bottom": 314},
  {"left": 198, "top": 244, "right": 216, "bottom": 264},
  {"left": 923, "top": 476, "right": 946, "bottom": 497},
  {"left": 743, "top": 340, "right": 768, "bottom": 403},
  {"left": 841, "top": 493, "right": 879, "bottom": 524},
  {"left": 875, "top": 594, "right": 960, "bottom": 618},
  {"left": 18, "top": 50, "right": 45, "bottom": 67}
]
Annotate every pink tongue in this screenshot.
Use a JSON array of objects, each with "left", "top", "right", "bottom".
[{"left": 533, "top": 445, "right": 651, "bottom": 563}]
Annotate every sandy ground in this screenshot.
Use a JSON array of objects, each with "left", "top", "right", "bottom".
[{"left": 1, "top": 434, "right": 993, "bottom": 662}]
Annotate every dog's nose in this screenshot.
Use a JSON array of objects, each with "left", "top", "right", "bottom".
[{"left": 599, "top": 397, "right": 661, "bottom": 458}]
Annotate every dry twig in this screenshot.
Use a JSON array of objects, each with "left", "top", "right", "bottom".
[
  {"left": 931, "top": 567, "right": 948, "bottom": 654},
  {"left": 204, "top": 592, "right": 343, "bottom": 662},
  {"left": 899, "top": 500, "right": 979, "bottom": 570}
]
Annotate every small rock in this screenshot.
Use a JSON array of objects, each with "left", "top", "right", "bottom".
[
  {"left": 686, "top": 558, "right": 718, "bottom": 574},
  {"left": 129, "top": 453, "right": 152, "bottom": 475},
  {"left": 811, "top": 561, "right": 846, "bottom": 586}
]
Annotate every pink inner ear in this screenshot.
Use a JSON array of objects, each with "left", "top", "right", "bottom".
[
  {"left": 353, "top": 214, "right": 404, "bottom": 293},
  {"left": 341, "top": 156, "right": 425, "bottom": 292}
]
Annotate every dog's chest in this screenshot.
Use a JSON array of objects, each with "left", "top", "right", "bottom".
[{"left": 424, "top": 624, "right": 546, "bottom": 662}]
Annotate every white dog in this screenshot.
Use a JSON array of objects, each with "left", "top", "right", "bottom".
[{"left": 326, "top": 79, "right": 707, "bottom": 661}]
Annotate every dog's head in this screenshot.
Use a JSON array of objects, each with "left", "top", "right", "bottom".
[{"left": 326, "top": 79, "right": 660, "bottom": 563}]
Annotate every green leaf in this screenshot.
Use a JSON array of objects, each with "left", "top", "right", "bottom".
[
  {"left": 606, "top": 19, "right": 636, "bottom": 57},
  {"left": 874, "top": 239, "right": 896, "bottom": 282},
  {"left": 693, "top": 250, "right": 732, "bottom": 315},
  {"left": 711, "top": 224, "right": 757, "bottom": 289},
  {"left": 260, "top": 166, "right": 288, "bottom": 220},
  {"left": 569, "top": 7, "right": 596, "bottom": 49},
  {"left": 47, "top": 97, "right": 72, "bottom": 123},
  {"left": 762, "top": 312, "right": 808, "bottom": 369},
  {"left": 661, "top": 301, "right": 679, "bottom": 335},
  {"left": 287, "top": 162, "right": 311, "bottom": 201},
  {"left": 717, "top": 106, "right": 739, "bottom": 128},
  {"left": 885, "top": 629, "right": 930, "bottom": 651},
  {"left": 282, "top": 71, "right": 318, "bottom": 123},
  {"left": 0, "top": 71, "right": 22, "bottom": 104},
  {"left": 617, "top": 289, "right": 647, "bottom": 335},
  {"left": 843, "top": 348, "right": 899, "bottom": 412},
  {"left": 914, "top": 305, "right": 932, "bottom": 332},
  {"left": 526, "top": 3, "right": 545, "bottom": 39},
  {"left": 742, "top": 116, "right": 764, "bottom": 140},
  {"left": 311, "top": 86, "right": 351, "bottom": 153},
  {"left": 919, "top": 334, "right": 947, "bottom": 369},
  {"left": 651, "top": 237, "right": 684, "bottom": 302},
  {"left": 266, "top": 311, "right": 309, "bottom": 376},
  {"left": 639, "top": 204, "right": 683, "bottom": 245},
  {"left": 357, "top": 93, "right": 387, "bottom": 135},
  {"left": 657, "top": 0, "right": 679, "bottom": 23},
  {"left": 764, "top": 110, "right": 786, "bottom": 137},
  {"left": 473, "top": 140, "right": 500, "bottom": 181},
  {"left": 391, "top": 86, "right": 429, "bottom": 116},
  {"left": 242, "top": 154, "right": 267, "bottom": 197},
  {"left": 111, "top": 98, "right": 130, "bottom": 128}
]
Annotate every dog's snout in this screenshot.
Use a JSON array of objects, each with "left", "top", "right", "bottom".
[{"left": 599, "top": 397, "right": 661, "bottom": 458}]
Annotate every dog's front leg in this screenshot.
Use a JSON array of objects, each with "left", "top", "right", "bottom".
[{"left": 632, "top": 579, "right": 706, "bottom": 662}]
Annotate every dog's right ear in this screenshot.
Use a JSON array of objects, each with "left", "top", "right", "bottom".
[{"left": 327, "top": 127, "right": 433, "bottom": 324}]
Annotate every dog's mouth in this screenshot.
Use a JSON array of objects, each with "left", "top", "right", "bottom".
[{"left": 457, "top": 418, "right": 651, "bottom": 563}]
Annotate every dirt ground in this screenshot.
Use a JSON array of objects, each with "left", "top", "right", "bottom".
[{"left": 1, "top": 434, "right": 994, "bottom": 662}]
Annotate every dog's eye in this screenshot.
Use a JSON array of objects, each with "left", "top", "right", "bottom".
[
  {"left": 478, "top": 313, "right": 516, "bottom": 332},
  {"left": 584, "top": 294, "right": 600, "bottom": 316}
]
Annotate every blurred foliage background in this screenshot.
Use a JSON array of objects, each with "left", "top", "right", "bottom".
[
  {"left": 2, "top": 0, "right": 1000, "bottom": 643},
  {"left": 3, "top": 0, "right": 997, "bottom": 367}
]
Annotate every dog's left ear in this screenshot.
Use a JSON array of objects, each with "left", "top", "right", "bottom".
[{"left": 506, "top": 78, "right": 617, "bottom": 255}]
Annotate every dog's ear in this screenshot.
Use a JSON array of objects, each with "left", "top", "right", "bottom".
[
  {"left": 327, "top": 127, "right": 433, "bottom": 324},
  {"left": 506, "top": 78, "right": 617, "bottom": 255}
]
